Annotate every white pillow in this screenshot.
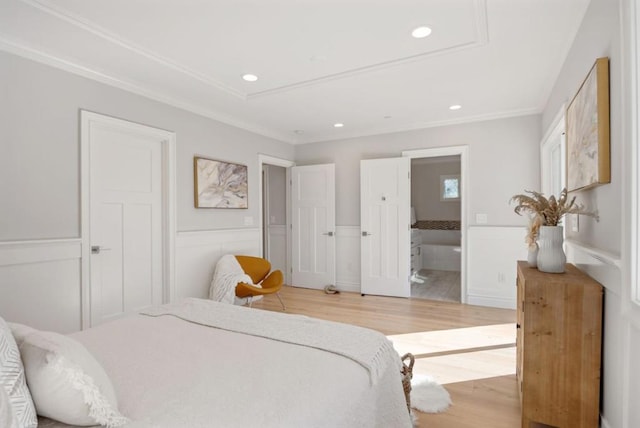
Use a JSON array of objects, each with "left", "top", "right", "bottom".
[
  {"left": 8, "top": 322, "right": 37, "bottom": 347},
  {"left": 0, "top": 383, "right": 20, "bottom": 428},
  {"left": 0, "top": 317, "right": 37, "bottom": 428},
  {"left": 18, "top": 329, "right": 129, "bottom": 427}
]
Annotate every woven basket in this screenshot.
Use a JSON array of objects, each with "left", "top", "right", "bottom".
[{"left": 401, "top": 353, "right": 415, "bottom": 413}]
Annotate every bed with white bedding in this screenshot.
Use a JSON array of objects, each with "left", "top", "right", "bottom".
[{"left": 13, "top": 298, "right": 411, "bottom": 428}]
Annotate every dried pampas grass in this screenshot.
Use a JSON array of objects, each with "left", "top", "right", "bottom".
[{"left": 510, "top": 188, "right": 598, "bottom": 230}]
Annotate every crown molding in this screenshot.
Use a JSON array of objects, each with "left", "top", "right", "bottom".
[
  {"left": 0, "top": 35, "right": 539, "bottom": 148},
  {"left": 0, "top": 37, "right": 296, "bottom": 144},
  {"left": 17, "top": 0, "right": 246, "bottom": 100},
  {"left": 294, "top": 107, "right": 541, "bottom": 145}
]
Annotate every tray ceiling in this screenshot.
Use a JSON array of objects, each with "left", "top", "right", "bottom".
[{"left": 0, "top": 0, "right": 591, "bottom": 143}]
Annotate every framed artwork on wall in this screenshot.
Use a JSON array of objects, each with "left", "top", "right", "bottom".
[
  {"left": 194, "top": 156, "right": 248, "bottom": 208},
  {"left": 565, "top": 57, "right": 610, "bottom": 192}
]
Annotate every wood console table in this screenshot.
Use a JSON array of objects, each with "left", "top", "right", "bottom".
[{"left": 516, "top": 261, "right": 603, "bottom": 428}]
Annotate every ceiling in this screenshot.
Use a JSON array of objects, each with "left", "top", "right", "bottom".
[{"left": 0, "top": 0, "right": 591, "bottom": 144}]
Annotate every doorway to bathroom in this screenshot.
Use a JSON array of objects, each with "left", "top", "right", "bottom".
[{"left": 404, "top": 147, "right": 467, "bottom": 303}]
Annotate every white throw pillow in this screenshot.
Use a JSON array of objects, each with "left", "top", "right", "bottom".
[
  {"left": 0, "top": 383, "right": 20, "bottom": 428},
  {"left": 0, "top": 317, "right": 37, "bottom": 428},
  {"left": 8, "top": 322, "right": 37, "bottom": 347},
  {"left": 18, "top": 329, "right": 129, "bottom": 427}
]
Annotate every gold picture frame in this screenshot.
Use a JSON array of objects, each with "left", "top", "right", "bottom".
[
  {"left": 193, "top": 156, "right": 248, "bottom": 208},
  {"left": 566, "top": 57, "right": 610, "bottom": 192}
]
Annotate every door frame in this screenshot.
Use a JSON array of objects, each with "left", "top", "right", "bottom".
[
  {"left": 402, "top": 145, "right": 469, "bottom": 303},
  {"left": 540, "top": 103, "right": 566, "bottom": 196},
  {"left": 258, "top": 154, "right": 295, "bottom": 284},
  {"left": 80, "top": 111, "right": 176, "bottom": 329}
]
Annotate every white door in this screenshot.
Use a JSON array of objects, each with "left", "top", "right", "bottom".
[
  {"left": 89, "top": 120, "right": 164, "bottom": 325},
  {"left": 291, "top": 164, "right": 336, "bottom": 289},
  {"left": 361, "top": 157, "right": 411, "bottom": 297}
]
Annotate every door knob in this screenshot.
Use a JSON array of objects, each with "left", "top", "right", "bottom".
[
  {"left": 91, "top": 245, "right": 112, "bottom": 254},
  {"left": 362, "top": 231, "right": 372, "bottom": 236},
  {"left": 322, "top": 231, "right": 334, "bottom": 237}
]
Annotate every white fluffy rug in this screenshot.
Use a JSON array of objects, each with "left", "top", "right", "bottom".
[{"left": 410, "top": 374, "right": 452, "bottom": 413}]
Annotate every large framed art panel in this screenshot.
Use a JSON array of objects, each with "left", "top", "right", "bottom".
[
  {"left": 566, "top": 57, "right": 610, "bottom": 192},
  {"left": 194, "top": 156, "right": 248, "bottom": 208}
]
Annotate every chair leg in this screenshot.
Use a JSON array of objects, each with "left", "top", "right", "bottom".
[
  {"left": 248, "top": 296, "right": 253, "bottom": 308},
  {"left": 276, "top": 292, "right": 286, "bottom": 311}
]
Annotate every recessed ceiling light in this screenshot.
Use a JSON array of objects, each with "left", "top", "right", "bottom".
[
  {"left": 384, "top": 115, "right": 393, "bottom": 119},
  {"left": 334, "top": 123, "right": 344, "bottom": 128},
  {"left": 411, "top": 26, "right": 432, "bottom": 39},
  {"left": 449, "top": 105, "right": 462, "bottom": 110},
  {"left": 293, "top": 130, "right": 304, "bottom": 135},
  {"left": 242, "top": 74, "right": 258, "bottom": 82}
]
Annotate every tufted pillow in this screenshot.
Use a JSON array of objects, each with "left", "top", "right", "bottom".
[
  {"left": 18, "top": 329, "right": 129, "bottom": 427},
  {"left": 0, "top": 316, "right": 37, "bottom": 428}
]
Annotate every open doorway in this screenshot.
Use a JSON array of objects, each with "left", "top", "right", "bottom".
[
  {"left": 262, "top": 164, "right": 287, "bottom": 275},
  {"left": 258, "top": 155, "right": 295, "bottom": 285},
  {"left": 410, "top": 156, "right": 461, "bottom": 302},
  {"left": 403, "top": 146, "right": 468, "bottom": 304}
]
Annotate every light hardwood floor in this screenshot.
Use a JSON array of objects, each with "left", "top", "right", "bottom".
[{"left": 251, "top": 285, "right": 521, "bottom": 428}]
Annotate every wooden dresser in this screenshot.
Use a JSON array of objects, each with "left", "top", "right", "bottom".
[{"left": 516, "top": 261, "right": 603, "bottom": 428}]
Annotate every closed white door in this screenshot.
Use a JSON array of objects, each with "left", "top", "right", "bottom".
[
  {"left": 291, "top": 164, "right": 335, "bottom": 289},
  {"left": 89, "top": 120, "right": 164, "bottom": 325},
  {"left": 361, "top": 157, "right": 411, "bottom": 297}
]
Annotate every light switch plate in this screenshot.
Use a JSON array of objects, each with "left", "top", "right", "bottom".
[
  {"left": 572, "top": 214, "right": 579, "bottom": 232},
  {"left": 476, "top": 213, "right": 488, "bottom": 224},
  {"left": 244, "top": 216, "right": 253, "bottom": 226}
]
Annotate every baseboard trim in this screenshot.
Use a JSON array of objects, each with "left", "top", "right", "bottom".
[
  {"left": 467, "top": 294, "right": 516, "bottom": 310},
  {"left": 600, "top": 415, "right": 611, "bottom": 428},
  {"left": 335, "top": 281, "right": 360, "bottom": 293}
]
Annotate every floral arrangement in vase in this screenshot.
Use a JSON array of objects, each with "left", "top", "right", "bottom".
[{"left": 510, "top": 188, "right": 597, "bottom": 272}]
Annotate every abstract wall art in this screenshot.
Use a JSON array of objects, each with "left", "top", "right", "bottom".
[
  {"left": 194, "top": 156, "right": 248, "bottom": 208},
  {"left": 566, "top": 57, "right": 610, "bottom": 192}
]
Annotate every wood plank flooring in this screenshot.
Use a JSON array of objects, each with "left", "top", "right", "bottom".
[{"left": 251, "top": 286, "right": 521, "bottom": 428}]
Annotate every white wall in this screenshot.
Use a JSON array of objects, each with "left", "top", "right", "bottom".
[
  {"left": 541, "top": 0, "right": 639, "bottom": 426},
  {"left": 295, "top": 115, "right": 541, "bottom": 227},
  {"left": 0, "top": 51, "right": 294, "bottom": 241},
  {"left": 0, "top": 51, "right": 294, "bottom": 330},
  {"left": 411, "top": 159, "right": 461, "bottom": 221},
  {"left": 295, "top": 115, "right": 540, "bottom": 305}
]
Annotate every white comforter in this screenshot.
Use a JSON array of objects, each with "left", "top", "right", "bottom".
[{"left": 39, "top": 299, "right": 412, "bottom": 428}]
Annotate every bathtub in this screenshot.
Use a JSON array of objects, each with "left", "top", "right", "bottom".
[{"left": 419, "top": 230, "right": 461, "bottom": 272}]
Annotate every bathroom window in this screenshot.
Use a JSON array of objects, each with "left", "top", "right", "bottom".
[{"left": 440, "top": 175, "right": 460, "bottom": 201}]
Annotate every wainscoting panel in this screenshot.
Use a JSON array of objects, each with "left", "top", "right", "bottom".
[
  {"left": 0, "top": 239, "right": 82, "bottom": 333},
  {"left": 266, "top": 225, "right": 286, "bottom": 276},
  {"left": 564, "top": 239, "right": 624, "bottom": 428},
  {"left": 466, "top": 226, "right": 528, "bottom": 309},
  {"left": 175, "top": 229, "right": 260, "bottom": 301},
  {"left": 335, "top": 226, "right": 361, "bottom": 292}
]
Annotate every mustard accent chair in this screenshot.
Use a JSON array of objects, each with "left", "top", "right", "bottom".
[{"left": 235, "top": 255, "right": 285, "bottom": 310}]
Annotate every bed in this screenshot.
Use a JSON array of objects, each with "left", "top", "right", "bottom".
[{"left": 2, "top": 298, "right": 412, "bottom": 428}]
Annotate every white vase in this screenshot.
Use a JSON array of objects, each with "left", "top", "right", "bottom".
[
  {"left": 536, "top": 226, "right": 566, "bottom": 273},
  {"left": 527, "top": 243, "right": 539, "bottom": 268}
]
